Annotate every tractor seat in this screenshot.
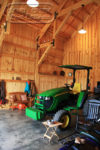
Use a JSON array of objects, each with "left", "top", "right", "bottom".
[{"left": 72, "top": 83, "right": 81, "bottom": 94}]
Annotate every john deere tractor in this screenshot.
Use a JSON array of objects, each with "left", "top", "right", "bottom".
[{"left": 26, "top": 65, "right": 92, "bottom": 130}]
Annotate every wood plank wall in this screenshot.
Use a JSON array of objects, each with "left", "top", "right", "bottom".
[
  {"left": 63, "top": 8, "right": 100, "bottom": 91},
  {"left": 0, "top": 23, "right": 65, "bottom": 98}
]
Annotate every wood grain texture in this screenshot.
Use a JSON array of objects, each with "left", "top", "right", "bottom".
[{"left": 63, "top": 8, "right": 100, "bottom": 91}]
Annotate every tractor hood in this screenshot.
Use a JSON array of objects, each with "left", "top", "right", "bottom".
[{"left": 38, "top": 87, "right": 68, "bottom": 97}]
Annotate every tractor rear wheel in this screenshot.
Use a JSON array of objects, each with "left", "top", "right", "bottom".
[{"left": 53, "top": 110, "right": 71, "bottom": 131}]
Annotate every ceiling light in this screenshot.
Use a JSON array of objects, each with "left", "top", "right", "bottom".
[
  {"left": 78, "top": 4, "right": 87, "bottom": 34},
  {"left": 78, "top": 28, "right": 87, "bottom": 34},
  {"left": 27, "top": 0, "right": 39, "bottom": 7}
]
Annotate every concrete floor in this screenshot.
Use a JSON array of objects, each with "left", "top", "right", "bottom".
[{"left": 0, "top": 110, "right": 74, "bottom": 150}]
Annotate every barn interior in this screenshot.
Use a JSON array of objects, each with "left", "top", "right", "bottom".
[{"left": 0, "top": 0, "right": 100, "bottom": 150}]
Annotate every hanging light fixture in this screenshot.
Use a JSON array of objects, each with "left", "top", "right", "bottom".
[
  {"left": 78, "top": 4, "right": 87, "bottom": 34},
  {"left": 78, "top": 28, "right": 87, "bottom": 34},
  {"left": 27, "top": 0, "right": 39, "bottom": 7}
]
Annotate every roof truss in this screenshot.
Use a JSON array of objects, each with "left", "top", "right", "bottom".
[{"left": 37, "top": 0, "right": 94, "bottom": 66}]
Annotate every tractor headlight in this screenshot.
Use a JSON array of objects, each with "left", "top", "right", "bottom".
[
  {"left": 39, "top": 96, "right": 43, "bottom": 100},
  {"left": 45, "top": 97, "right": 51, "bottom": 100},
  {"left": 44, "top": 96, "right": 53, "bottom": 109}
]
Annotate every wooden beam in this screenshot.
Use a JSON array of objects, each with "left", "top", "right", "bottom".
[
  {"left": 6, "top": 0, "right": 19, "bottom": 21},
  {"left": 93, "top": 0, "right": 100, "bottom": 4},
  {"left": 40, "top": 42, "right": 51, "bottom": 49},
  {"left": 53, "top": 19, "right": 57, "bottom": 39},
  {"left": 0, "top": 79, "right": 28, "bottom": 83},
  {"left": 52, "top": 0, "right": 59, "bottom": 5},
  {"left": 39, "top": 23, "right": 52, "bottom": 40},
  {"left": 38, "top": 0, "right": 67, "bottom": 40},
  {"left": 34, "top": 50, "right": 40, "bottom": 93},
  {"left": 38, "top": 9, "right": 71, "bottom": 66},
  {"left": 0, "top": 28, "right": 5, "bottom": 47},
  {"left": 54, "top": 12, "right": 71, "bottom": 37},
  {"left": 38, "top": 44, "right": 53, "bottom": 66},
  {"left": 58, "top": 0, "right": 93, "bottom": 17},
  {"left": 6, "top": 0, "right": 20, "bottom": 34},
  {"left": 0, "top": 0, "right": 21, "bottom": 48},
  {"left": 71, "top": 5, "right": 98, "bottom": 38},
  {"left": 49, "top": 0, "right": 58, "bottom": 7},
  {"left": 72, "top": 13, "right": 83, "bottom": 22},
  {"left": 0, "top": 0, "right": 8, "bottom": 21}
]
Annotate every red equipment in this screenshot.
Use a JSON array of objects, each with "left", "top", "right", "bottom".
[
  {"left": 0, "top": 100, "right": 2, "bottom": 105},
  {"left": 10, "top": 103, "right": 27, "bottom": 110},
  {"left": 17, "top": 104, "right": 27, "bottom": 110}
]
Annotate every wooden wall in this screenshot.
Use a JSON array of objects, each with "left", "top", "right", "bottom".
[
  {"left": 0, "top": 23, "right": 65, "bottom": 98},
  {"left": 63, "top": 8, "right": 100, "bottom": 91}
]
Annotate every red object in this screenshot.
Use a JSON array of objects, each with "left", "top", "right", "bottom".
[
  {"left": 27, "top": 81, "right": 31, "bottom": 85},
  {"left": 10, "top": 104, "right": 27, "bottom": 110},
  {"left": 17, "top": 103, "right": 27, "bottom": 110},
  {"left": 10, "top": 105, "right": 17, "bottom": 110},
  {"left": 0, "top": 100, "right": 2, "bottom": 105}
]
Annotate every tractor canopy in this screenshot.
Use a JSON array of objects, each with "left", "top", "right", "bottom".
[
  {"left": 59, "top": 65, "right": 92, "bottom": 70},
  {"left": 59, "top": 65, "right": 92, "bottom": 90}
]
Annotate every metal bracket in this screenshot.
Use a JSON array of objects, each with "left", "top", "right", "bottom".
[
  {"left": 36, "top": 36, "right": 40, "bottom": 42},
  {"left": 51, "top": 39, "right": 55, "bottom": 47},
  {"left": 54, "top": 11, "right": 58, "bottom": 19},
  {"left": 4, "top": 22, "right": 7, "bottom": 32},
  {"left": 36, "top": 43, "right": 40, "bottom": 50}
]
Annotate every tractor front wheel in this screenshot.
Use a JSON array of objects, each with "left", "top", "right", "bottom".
[{"left": 53, "top": 110, "right": 71, "bottom": 131}]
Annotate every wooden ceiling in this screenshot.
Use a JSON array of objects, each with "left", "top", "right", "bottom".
[{"left": 0, "top": 0, "right": 100, "bottom": 39}]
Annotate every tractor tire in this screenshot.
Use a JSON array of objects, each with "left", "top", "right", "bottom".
[{"left": 53, "top": 110, "right": 71, "bottom": 131}]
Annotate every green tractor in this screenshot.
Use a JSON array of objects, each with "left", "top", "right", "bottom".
[{"left": 26, "top": 65, "right": 92, "bottom": 130}]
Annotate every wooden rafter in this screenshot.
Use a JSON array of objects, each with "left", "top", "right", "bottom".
[
  {"left": 38, "top": 0, "right": 67, "bottom": 40},
  {"left": 53, "top": 19, "right": 57, "bottom": 39},
  {"left": 6, "top": 0, "right": 20, "bottom": 34},
  {"left": 0, "top": 0, "right": 8, "bottom": 21},
  {"left": 0, "top": 0, "right": 8, "bottom": 47},
  {"left": 37, "top": 0, "right": 95, "bottom": 66},
  {"left": 11, "top": 14, "right": 66, "bottom": 38},
  {"left": 72, "top": 13, "right": 83, "bottom": 22},
  {"left": 93, "top": 0, "right": 100, "bottom": 4},
  {"left": 0, "top": 0, "right": 21, "bottom": 48},
  {"left": 54, "top": 12, "right": 71, "bottom": 37},
  {"left": 40, "top": 42, "right": 51, "bottom": 49},
  {"left": 38, "top": 12, "right": 71, "bottom": 66},
  {"left": 49, "top": 0, "right": 58, "bottom": 7},
  {"left": 58, "top": 0, "right": 93, "bottom": 17},
  {"left": 38, "top": 44, "right": 53, "bottom": 65}
]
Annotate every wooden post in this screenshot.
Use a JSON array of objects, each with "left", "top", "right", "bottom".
[
  {"left": 0, "top": 27, "right": 5, "bottom": 47},
  {"left": 53, "top": 19, "right": 57, "bottom": 39},
  {"left": 34, "top": 50, "right": 40, "bottom": 93}
]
